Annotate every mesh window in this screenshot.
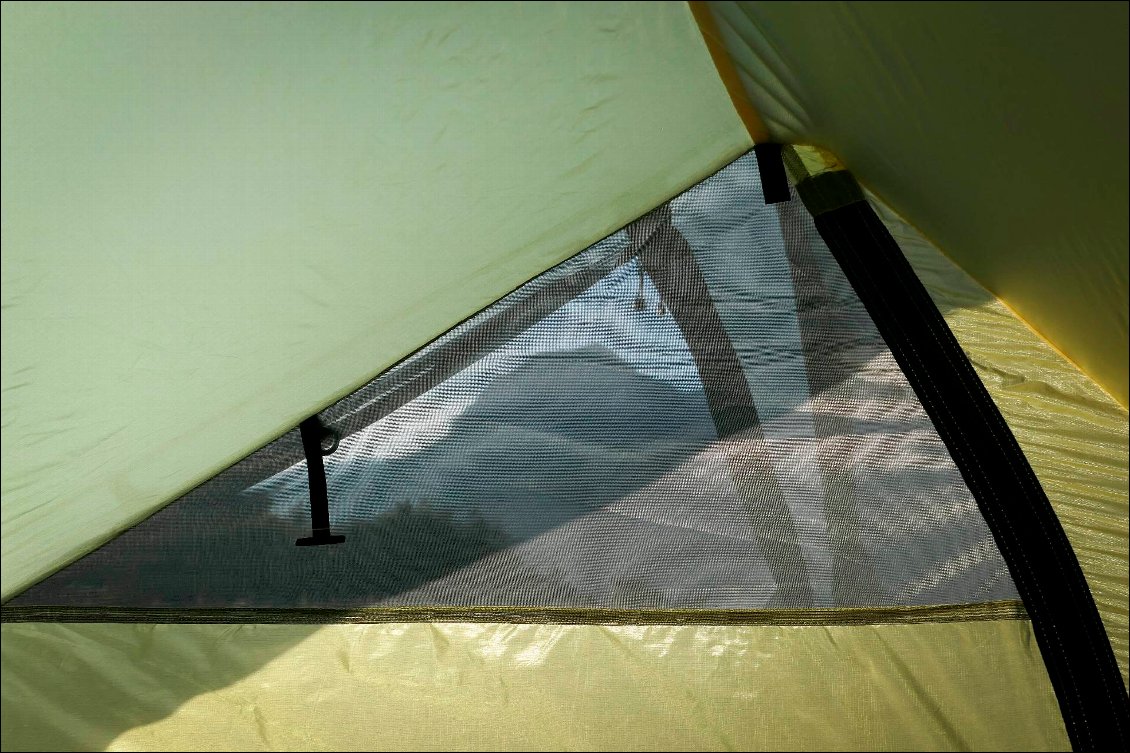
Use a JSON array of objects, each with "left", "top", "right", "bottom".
[{"left": 12, "top": 153, "right": 1018, "bottom": 610}]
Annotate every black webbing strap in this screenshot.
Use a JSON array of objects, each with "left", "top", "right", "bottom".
[
  {"left": 296, "top": 416, "right": 345, "bottom": 546},
  {"left": 796, "top": 170, "right": 1128, "bottom": 750},
  {"left": 753, "top": 143, "right": 791, "bottom": 204}
]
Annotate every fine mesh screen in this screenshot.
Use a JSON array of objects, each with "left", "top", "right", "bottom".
[{"left": 13, "top": 153, "right": 1018, "bottom": 610}]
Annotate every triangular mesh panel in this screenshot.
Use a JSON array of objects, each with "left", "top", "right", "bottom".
[{"left": 12, "top": 153, "right": 1017, "bottom": 610}]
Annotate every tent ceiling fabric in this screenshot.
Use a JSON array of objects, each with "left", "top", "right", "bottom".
[
  {"left": 0, "top": 2, "right": 753, "bottom": 600},
  {"left": 708, "top": 0, "right": 1129, "bottom": 406}
]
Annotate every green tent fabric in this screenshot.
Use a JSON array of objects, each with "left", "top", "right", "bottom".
[
  {"left": 709, "top": 0, "right": 1129, "bottom": 406},
  {"left": 0, "top": 1, "right": 750, "bottom": 599},
  {"left": 2, "top": 3, "right": 1127, "bottom": 752}
]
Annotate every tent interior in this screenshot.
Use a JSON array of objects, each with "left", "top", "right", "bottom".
[{"left": 1, "top": 2, "right": 1127, "bottom": 751}]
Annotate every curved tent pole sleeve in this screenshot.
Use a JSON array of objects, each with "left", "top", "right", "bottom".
[{"left": 795, "top": 167, "right": 1130, "bottom": 750}]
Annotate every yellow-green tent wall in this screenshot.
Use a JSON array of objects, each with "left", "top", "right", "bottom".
[{"left": 708, "top": 0, "right": 1130, "bottom": 406}]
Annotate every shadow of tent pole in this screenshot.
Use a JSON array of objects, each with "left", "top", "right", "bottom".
[{"left": 631, "top": 204, "right": 813, "bottom": 606}]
